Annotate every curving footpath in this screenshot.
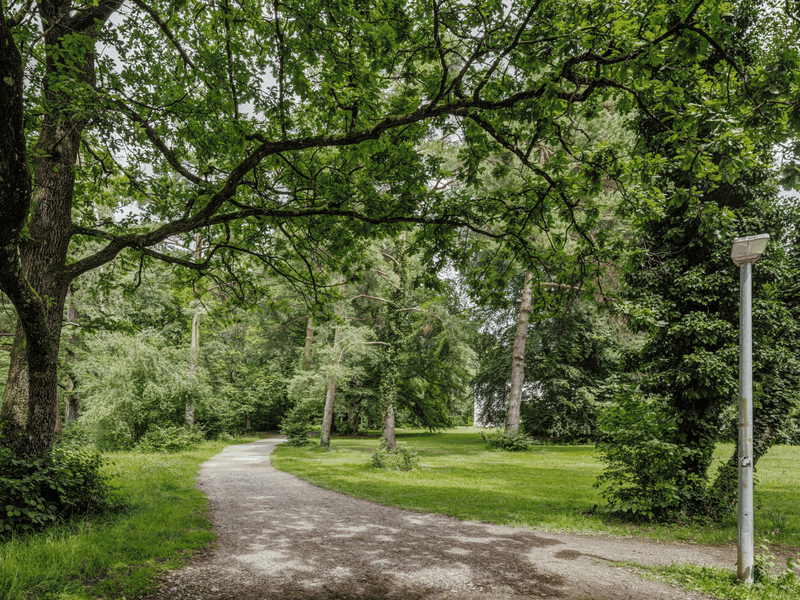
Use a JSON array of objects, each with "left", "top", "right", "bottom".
[{"left": 144, "top": 437, "right": 737, "bottom": 600}]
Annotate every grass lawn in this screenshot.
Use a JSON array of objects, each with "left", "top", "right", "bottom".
[
  {"left": 0, "top": 437, "right": 261, "bottom": 600},
  {"left": 271, "top": 427, "right": 800, "bottom": 550}
]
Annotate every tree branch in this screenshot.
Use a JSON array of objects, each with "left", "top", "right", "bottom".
[
  {"left": 380, "top": 252, "right": 400, "bottom": 268},
  {"left": 130, "top": 0, "right": 198, "bottom": 72},
  {"left": 396, "top": 307, "right": 457, "bottom": 339},
  {"left": 7, "top": 0, "right": 35, "bottom": 28},
  {"left": 68, "top": 0, "right": 124, "bottom": 32},
  {"left": 111, "top": 97, "right": 205, "bottom": 186},
  {"left": 369, "top": 269, "right": 400, "bottom": 290}
]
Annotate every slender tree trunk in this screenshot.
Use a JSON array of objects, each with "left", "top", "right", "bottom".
[
  {"left": 320, "top": 278, "right": 347, "bottom": 447},
  {"left": 379, "top": 338, "right": 399, "bottom": 450},
  {"left": 319, "top": 326, "right": 342, "bottom": 447},
  {"left": 347, "top": 401, "right": 360, "bottom": 433},
  {"left": 506, "top": 270, "right": 534, "bottom": 433},
  {"left": 65, "top": 376, "right": 78, "bottom": 424},
  {"left": 54, "top": 390, "right": 62, "bottom": 443},
  {"left": 379, "top": 232, "right": 409, "bottom": 451},
  {"left": 186, "top": 312, "right": 199, "bottom": 428},
  {"left": 187, "top": 233, "right": 202, "bottom": 429},
  {"left": 64, "top": 290, "right": 79, "bottom": 424},
  {"left": 302, "top": 313, "right": 314, "bottom": 370}
]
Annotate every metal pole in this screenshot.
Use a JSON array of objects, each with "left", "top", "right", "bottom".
[{"left": 738, "top": 261, "right": 754, "bottom": 584}]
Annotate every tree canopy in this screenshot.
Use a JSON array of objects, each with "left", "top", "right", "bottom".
[{"left": 2, "top": 0, "right": 800, "bottom": 456}]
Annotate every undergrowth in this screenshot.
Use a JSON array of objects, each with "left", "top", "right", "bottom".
[
  {"left": 479, "top": 428, "right": 536, "bottom": 451},
  {"left": 370, "top": 444, "right": 419, "bottom": 471},
  {"left": 0, "top": 445, "right": 117, "bottom": 535}
]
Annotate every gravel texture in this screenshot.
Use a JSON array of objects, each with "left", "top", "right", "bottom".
[{"left": 143, "top": 437, "right": 741, "bottom": 600}]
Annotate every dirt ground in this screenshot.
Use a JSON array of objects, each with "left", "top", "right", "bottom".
[{"left": 141, "top": 438, "right": 780, "bottom": 600}]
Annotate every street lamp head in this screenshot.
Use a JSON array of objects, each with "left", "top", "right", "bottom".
[{"left": 731, "top": 234, "right": 770, "bottom": 266}]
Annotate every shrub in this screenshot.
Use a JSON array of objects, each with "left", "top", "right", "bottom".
[
  {"left": 0, "top": 445, "right": 117, "bottom": 534},
  {"left": 479, "top": 428, "right": 535, "bottom": 451},
  {"left": 280, "top": 421, "right": 310, "bottom": 446},
  {"left": 369, "top": 444, "right": 419, "bottom": 471},
  {"left": 594, "top": 390, "right": 705, "bottom": 521},
  {"left": 135, "top": 425, "right": 205, "bottom": 453}
]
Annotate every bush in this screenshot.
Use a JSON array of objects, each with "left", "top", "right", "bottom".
[
  {"left": 369, "top": 444, "right": 419, "bottom": 471},
  {"left": 280, "top": 421, "right": 310, "bottom": 446},
  {"left": 479, "top": 428, "right": 536, "bottom": 451},
  {"left": 0, "top": 445, "right": 116, "bottom": 534},
  {"left": 135, "top": 425, "right": 205, "bottom": 453},
  {"left": 594, "top": 390, "right": 705, "bottom": 521}
]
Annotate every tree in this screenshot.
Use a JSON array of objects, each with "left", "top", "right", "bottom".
[
  {"left": 598, "top": 0, "right": 800, "bottom": 519},
  {"left": 3, "top": 0, "right": 795, "bottom": 455},
  {"left": 73, "top": 330, "right": 211, "bottom": 449},
  {"left": 473, "top": 292, "right": 629, "bottom": 440}
]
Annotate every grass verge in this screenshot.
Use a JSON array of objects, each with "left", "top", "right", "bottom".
[
  {"left": 0, "top": 437, "right": 259, "bottom": 600},
  {"left": 628, "top": 562, "right": 800, "bottom": 600},
  {"left": 270, "top": 427, "right": 800, "bottom": 548}
]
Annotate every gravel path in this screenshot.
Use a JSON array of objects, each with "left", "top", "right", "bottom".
[{"left": 144, "top": 438, "right": 739, "bottom": 600}]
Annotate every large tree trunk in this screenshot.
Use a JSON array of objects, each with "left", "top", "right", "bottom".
[
  {"left": 0, "top": 41, "right": 78, "bottom": 452},
  {"left": 0, "top": 0, "right": 121, "bottom": 456},
  {"left": 320, "top": 278, "right": 347, "bottom": 447},
  {"left": 506, "top": 270, "right": 534, "bottom": 433}
]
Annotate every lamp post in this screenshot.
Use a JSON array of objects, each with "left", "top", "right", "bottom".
[{"left": 730, "top": 233, "right": 770, "bottom": 584}]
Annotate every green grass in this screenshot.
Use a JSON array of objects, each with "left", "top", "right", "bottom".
[
  {"left": 0, "top": 437, "right": 260, "bottom": 600},
  {"left": 629, "top": 562, "right": 800, "bottom": 600},
  {"left": 271, "top": 427, "right": 800, "bottom": 549}
]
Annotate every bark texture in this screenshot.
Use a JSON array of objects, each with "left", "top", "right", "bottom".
[
  {"left": 382, "top": 403, "right": 396, "bottom": 450},
  {"left": 506, "top": 270, "right": 534, "bottom": 433},
  {"left": 0, "top": 0, "right": 121, "bottom": 455}
]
